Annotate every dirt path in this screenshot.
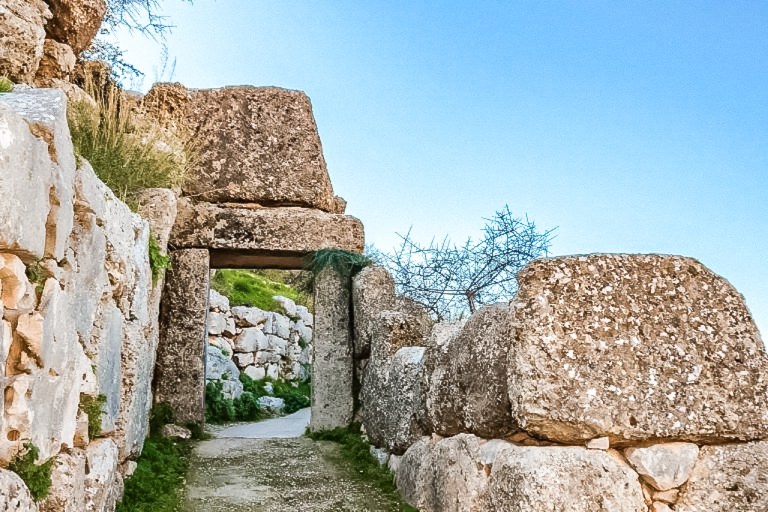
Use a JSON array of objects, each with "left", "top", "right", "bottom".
[{"left": 183, "top": 410, "right": 407, "bottom": 511}]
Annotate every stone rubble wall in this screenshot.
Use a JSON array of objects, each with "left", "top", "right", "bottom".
[
  {"left": 205, "top": 289, "right": 313, "bottom": 398},
  {"left": 355, "top": 256, "right": 768, "bottom": 512},
  {"left": 0, "top": 88, "right": 176, "bottom": 511}
]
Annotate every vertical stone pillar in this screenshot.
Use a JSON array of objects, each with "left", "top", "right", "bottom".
[
  {"left": 310, "top": 266, "right": 354, "bottom": 431},
  {"left": 155, "top": 249, "right": 210, "bottom": 424}
]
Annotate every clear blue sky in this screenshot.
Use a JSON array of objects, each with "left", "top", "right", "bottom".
[{"left": 112, "top": 1, "right": 768, "bottom": 337}]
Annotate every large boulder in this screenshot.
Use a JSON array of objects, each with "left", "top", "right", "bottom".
[
  {"left": 34, "top": 39, "right": 76, "bottom": 86},
  {"left": 0, "top": 0, "right": 51, "bottom": 83},
  {"left": 488, "top": 445, "right": 646, "bottom": 511},
  {"left": 44, "top": 0, "right": 106, "bottom": 54},
  {"left": 38, "top": 449, "right": 87, "bottom": 512},
  {"left": 675, "top": 441, "right": 768, "bottom": 512},
  {"left": 426, "top": 303, "right": 516, "bottom": 438},
  {"left": 507, "top": 254, "right": 768, "bottom": 444},
  {"left": 142, "top": 84, "right": 342, "bottom": 211},
  {"left": 0, "top": 467, "right": 37, "bottom": 511}
]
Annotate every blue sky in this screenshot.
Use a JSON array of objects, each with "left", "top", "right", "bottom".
[{"left": 111, "top": 1, "right": 768, "bottom": 337}]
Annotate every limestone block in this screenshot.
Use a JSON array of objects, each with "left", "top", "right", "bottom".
[
  {"left": 352, "top": 265, "right": 396, "bottom": 358},
  {"left": 135, "top": 187, "right": 178, "bottom": 252},
  {"left": 508, "top": 254, "right": 768, "bottom": 444},
  {"left": 170, "top": 199, "right": 365, "bottom": 255},
  {"left": 0, "top": 88, "right": 76, "bottom": 260},
  {"left": 426, "top": 303, "right": 515, "bottom": 438},
  {"left": 265, "top": 312, "right": 291, "bottom": 339},
  {"left": 156, "top": 249, "right": 210, "bottom": 424},
  {"left": 38, "top": 449, "right": 86, "bottom": 512},
  {"left": 266, "top": 363, "right": 279, "bottom": 380},
  {"left": 675, "top": 441, "right": 768, "bottom": 511},
  {"left": 233, "top": 327, "right": 268, "bottom": 352},
  {"left": 310, "top": 267, "right": 354, "bottom": 431},
  {"left": 488, "top": 445, "right": 646, "bottom": 511},
  {"left": 0, "top": 0, "right": 51, "bottom": 83},
  {"left": 44, "top": 0, "right": 106, "bottom": 54},
  {"left": 206, "top": 345, "right": 240, "bottom": 381},
  {"left": 362, "top": 346, "right": 429, "bottom": 454},
  {"left": 161, "top": 424, "right": 192, "bottom": 440},
  {"left": 223, "top": 316, "right": 236, "bottom": 337},
  {"left": 231, "top": 306, "right": 268, "bottom": 327},
  {"left": 396, "top": 434, "right": 498, "bottom": 512},
  {"left": 267, "top": 334, "right": 287, "bottom": 356},
  {"left": 0, "top": 467, "right": 37, "bottom": 511},
  {"left": 294, "top": 319, "right": 312, "bottom": 345},
  {"left": 296, "top": 305, "right": 313, "bottom": 326},
  {"left": 207, "top": 311, "right": 227, "bottom": 335},
  {"left": 586, "top": 436, "right": 610, "bottom": 450},
  {"left": 143, "top": 84, "right": 337, "bottom": 209},
  {"left": 0, "top": 253, "right": 31, "bottom": 308},
  {"left": 34, "top": 39, "right": 76, "bottom": 85},
  {"left": 84, "top": 439, "right": 121, "bottom": 512},
  {"left": 208, "top": 289, "right": 230, "bottom": 312},
  {"left": 234, "top": 352, "right": 254, "bottom": 367},
  {"left": 244, "top": 365, "right": 265, "bottom": 381},
  {"left": 624, "top": 442, "right": 699, "bottom": 491},
  {"left": 90, "top": 302, "right": 122, "bottom": 434},
  {"left": 273, "top": 295, "right": 297, "bottom": 318}
]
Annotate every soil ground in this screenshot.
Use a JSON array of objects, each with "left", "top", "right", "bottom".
[{"left": 183, "top": 409, "right": 408, "bottom": 511}]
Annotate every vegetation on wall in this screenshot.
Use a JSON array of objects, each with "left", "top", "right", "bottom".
[
  {"left": 0, "top": 76, "right": 13, "bottom": 93},
  {"left": 79, "top": 393, "right": 107, "bottom": 439},
  {"left": 306, "top": 249, "right": 372, "bottom": 283},
  {"left": 306, "top": 425, "right": 416, "bottom": 512},
  {"left": 205, "top": 373, "right": 311, "bottom": 424},
  {"left": 210, "top": 269, "right": 310, "bottom": 312},
  {"left": 148, "top": 233, "right": 171, "bottom": 285},
  {"left": 8, "top": 443, "right": 53, "bottom": 501}
]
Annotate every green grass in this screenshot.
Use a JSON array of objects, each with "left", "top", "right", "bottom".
[
  {"left": 0, "top": 76, "right": 12, "bottom": 93},
  {"left": 210, "top": 269, "right": 309, "bottom": 312},
  {"left": 67, "top": 80, "right": 189, "bottom": 208},
  {"left": 306, "top": 424, "right": 416, "bottom": 512},
  {"left": 205, "top": 373, "right": 311, "bottom": 424},
  {"left": 8, "top": 443, "right": 52, "bottom": 501}
]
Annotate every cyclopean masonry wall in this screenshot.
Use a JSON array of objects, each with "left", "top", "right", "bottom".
[
  {"left": 147, "top": 83, "right": 365, "bottom": 429},
  {"left": 355, "top": 255, "right": 768, "bottom": 512},
  {"left": 0, "top": 88, "right": 176, "bottom": 511}
]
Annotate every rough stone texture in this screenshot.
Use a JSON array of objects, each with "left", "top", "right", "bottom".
[
  {"left": 171, "top": 198, "right": 365, "bottom": 255},
  {"left": 34, "top": 39, "right": 76, "bottom": 86},
  {"left": 426, "top": 303, "right": 516, "bottom": 438},
  {"left": 84, "top": 439, "right": 122, "bottom": 512},
  {"left": 136, "top": 188, "right": 179, "bottom": 250},
  {"left": 142, "top": 84, "right": 340, "bottom": 210},
  {"left": 624, "top": 442, "right": 699, "bottom": 491},
  {"left": 508, "top": 254, "right": 768, "bottom": 445},
  {"left": 352, "top": 265, "right": 396, "bottom": 359},
  {"left": 310, "top": 267, "right": 353, "bottom": 431},
  {"left": 488, "top": 445, "right": 646, "bottom": 511},
  {"left": 43, "top": 0, "right": 106, "bottom": 54},
  {"left": 38, "top": 449, "right": 87, "bottom": 512},
  {"left": 675, "top": 441, "right": 768, "bottom": 512},
  {"left": 0, "top": 0, "right": 51, "bottom": 83},
  {"left": 156, "top": 249, "right": 210, "bottom": 424},
  {"left": 0, "top": 467, "right": 37, "bottom": 511}
]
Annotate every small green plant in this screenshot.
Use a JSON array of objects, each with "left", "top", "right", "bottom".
[
  {"left": 0, "top": 76, "right": 13, "bottom": 93},
  {"left": 80, "top": 394, "right": 107, "bottom": 439},
  {"left": 205, "top": 373, "right": 311, "bottom": 423},
  {"left": 148, "top": 234, "right": 171, "bottom": 285},
  {"left": 306, "top": 249, "right": 371, "bottom": 286},
  {"left": 8, "top": 443, "right": 53, "bottom": 501},
  {"left": 148, "top": 402, "right": 175, "bottom": 437},
  {"left": 306, "top": 424, "right": 416, "bottom": 511}
]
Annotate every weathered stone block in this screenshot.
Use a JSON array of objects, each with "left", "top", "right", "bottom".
[
  {"left": 156, "top": 249, "right": 210, "bottom": 424},
  {"left": 44, "top": 0, "right": 106, "bottom": 54},
  {"left": 142, "top": 84, "right": 338, "bottom": 210},
  {"left": 352, "top": 265, "right": 396, "bottom": 358},
  {"left": 0, "top": 0, "right": 51, "bottom": 83},
  {"left": 39, "top": 449, "right": 86, "bottom": 512},
  {"left": 508, "top": 254, "right": 768, "bottom": 444},
  {"left": 624, "top": 442, "right": 699, "bottom": 491},
  {"left": 0, "top": 467, "right": 37, "bottom": 511}
]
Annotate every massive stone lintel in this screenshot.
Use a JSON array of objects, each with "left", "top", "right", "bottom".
[
  {"left": 170, "top": 198, "right": 365, "bottom": 254},
  {"left": 310, "top": 267, "right": 354, "bottom": 431},
  {"left": 141, "top": 84, "right": 341, "bottom": 211},
  {"left": 155, "top": 249, "right": 210, "bottom": 424}
]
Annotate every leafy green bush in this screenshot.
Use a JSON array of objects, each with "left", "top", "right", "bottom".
[
  {"left": 306, "top": 249, "right": 371, "bottom": 284},
  {"left": 67, "top": 80, "right": 188, "bottom": 208},
  {"left": 205, "top": 373, "right": 311, "bottom": 423},
  {"left": 306, "top": 424, "right": 416, "bottom": 511},
  {"left": 80, "top": 394, "right": 107, "bottom": 439},
  {"left": 0, "top": 76, "right": 13, "bottom": 93},
  {"left": 210, "top": 269, "right": 309, "bottom": 312},
  {"left": 116, "top": 437, "right": 190, "bottom": 512},
  {"left": 148, "top": 233, "right": 171, "bottom": 284},
  {"left": 8, "top": 443, "right": 53, "bottom": 501}
]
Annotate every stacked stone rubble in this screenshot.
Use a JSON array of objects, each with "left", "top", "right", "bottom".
[
  {"left": 205, "top": 289, "right": 313, "bottom": 395},
  {"left": 355, "top": 256, "right": 768, "bottom": 512},
  {"left": 0, "top": 87, "right": 175, "bottom": 511}
]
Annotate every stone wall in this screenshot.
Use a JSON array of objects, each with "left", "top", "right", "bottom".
[
  {"left": 205, "top": 289, "right": 313, "bottom": 395},
  {"left": 0, "top": 88, "right": 175, "bottom": 510},
  {"left": 355, "top": 256, "right": 768, "bottom": 511}
]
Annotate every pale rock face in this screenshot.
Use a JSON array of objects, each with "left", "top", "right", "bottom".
[
  {"left": 44, "top": 0, "right": 106, "bottom": 54},
  {"left": 586, "top": 436, "right": 610, "bottom": 450},
  {"left": 84, "top": 439, "right": 121, "bottom": 512},
  {"left": 207, "top": 311, "right": 228, "bottom": 335},
  {"left": 675, "top": 441, "right": 768, "bottom": 512},
  {"left": 508, "top": 254, "right": 768, "bottom": 444},
  {"left": 0, "top": 253, "right": 31, "bottom": 308},
  {"left": 488, "top": 445, "right": 646, "bottom": 511},
  {"left": 38, "top": 449, "right": 86, "bottom": 512},
  {"left": 244, "top": 365, "right": 265, "bottom": 381},
  {"left": 352, "top": 265, "right": 396, "bottom": 358},
  {"left": 142, "top": 84, "right": 338, "bottom": 210},
  {"left": 267, "top": 312, "right": 291, "bottom": 339},
  {"left": 426, "top": 303, "right": 515, "bottom": 438},
  {"left": 273, "top": 295, "right": 297, "bottom": 318},
  {"left": 206, "top": 346, "right": 241, "bottom": 383},
  {"left": 624, "top": 442, "right": 699, "bottom": 491},
  {"left": 266, "top": 363, "right": 279, "bottom": 380},
  {"left": 208, "top": 289, "right": 231, "bottom": 312},
  {"left": 0, "top": 467, "right": 38, "bottom": 511},
  {"left": 233, "top": 327, "right": 268, "bottom": 352},
  {"left": 231, "top": 305, "right": 268, "bottom": 327},
  {"left": 0, "top": 0, "right": 51, "bottom": 83},
  {"left": 34, "top": 39, "right": 76, "bottom": 85},
  {"left": 296, "top": 305, "right": 313, "bottom": 327},
  {"left": 234, "top": 352, "right": 254, "bottom": 367}
]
